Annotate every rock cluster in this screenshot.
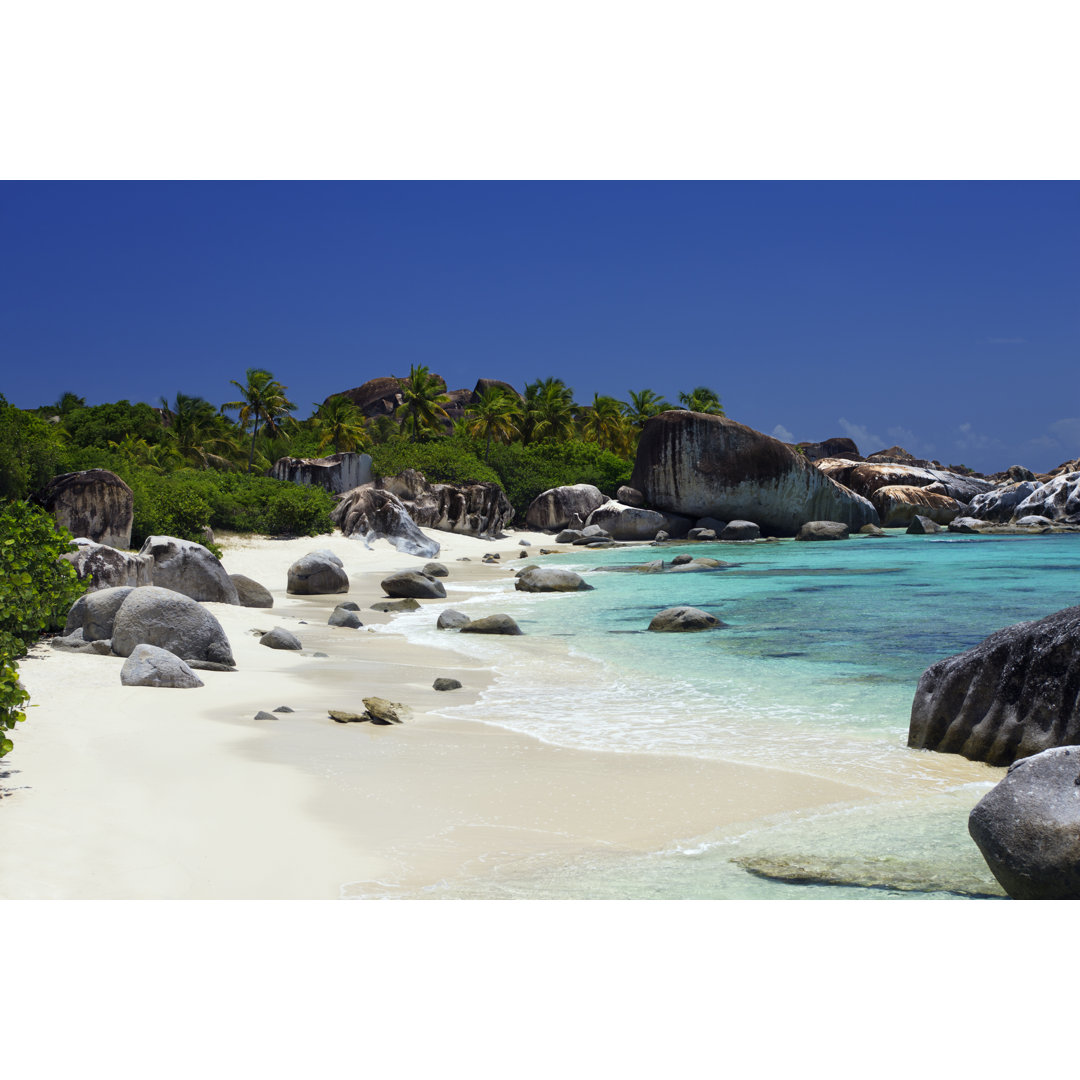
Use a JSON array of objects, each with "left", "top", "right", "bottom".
[
  {"left": 271, "top": 452, "right": 373, "bottom": 494},
  {"left": 378, "top": 469, "right": 513, "bottom": 538},
  {"left": 331, "top": 486, "right": 441, "bottom": 559}
]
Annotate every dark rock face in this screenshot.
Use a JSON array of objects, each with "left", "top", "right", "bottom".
[
  {"left": 120, "top": 644, "right": 204, "bottom": 688},
  {"left": 687, "top": 528, "right": 716, "bottom": 541},
  {"left": 908, "top": 604, "right": 1080, "bottom": 766},
  {"left": 795, "top": 521, "right": 850, "bottom": 541},
  {"left": 872, "top": 485, "right": 960, "bottom": 527},
  {"left": 325, "top": 376, "right": 410, "bottom": 417},
  {"left": 139, "top": 535, "right": 240, "bottom": 604},
  {"left": 617, "top": 485, "right": 644, "bottom": 507},
  {"left": 36, "top": 469, "right": 134, "bottom": 549},
  {"left": 817, "top": 461, "right": 993, "bottom": 505},
  {"left": 271, "top": 452, "right": 373, "bottom": 494},
  {"left": 648, "top": 606, "right": 724, "bottom": 632},
  {"left": 525, "top": 485, "right": 607, "bottom": 532},
  {"left": 471, "top": 378, "right": 522, "bottom": 402},
  {"left": 287, "top": 551, "right": 349, "bottom": 594},
  {"left": 794, "top": 437, "right": 863, "bottom": 463},
  {"left": 433, "top": 677, "right": 462, "bottom": 691},
  {"left": 968, "top": 746, "right": 1080, "bottom": 899},
  {"left": 423, "top": 561, "right": 448, "bottom": 577},
  {"left": 514, "top": 566, "right": 593, "bottom": 593},
  {"left": 381, "top": 570, "right": 446, "bottom": 599},
  {"left": 61, "top": 539, "right": 153, "bottom": 590},
  {"left": 459, "top": 614, "right": 522, "bottom": 635},
  {"left": 630, "top": 412, "right": 878, "bottom": 536},
  {"left": 230, "top": 574, "right": 273, "bottom": 608},
  {"left": 1014, "top": 472, "right": 1080, "bottom": 524},
  {"left": 379, "top": 469, "right": 512, "bottom": 538},
  {"left": 907, "top": 515, "right": 943, "bottom": 534},
  {"left": 111, "top": 586, "right": 235, "bottom": 667},
  {"left": 331, "top": 486, "right": 440, "bottom": 559},
  {"left": 260, "top": 627, "right": 303, "bottom": 650}
]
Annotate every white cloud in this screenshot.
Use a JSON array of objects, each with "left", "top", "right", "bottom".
[
  {"left": 953, "top": 421, "right": 1004, "bottom": 454},
  {"left": 771, "top": 423, "right": 795, "bottom": 443},
  {"left": 837, "top": 417, "right": 884, "bottom": 454}
]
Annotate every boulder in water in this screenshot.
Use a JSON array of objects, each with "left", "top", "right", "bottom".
[
  {"left": 459, "top": 614, "right": 522, "bottom": 635},
  {"left": 648, "top": 606, "right": 725, "bottom": 632},
  {"left": 514, "top": 567, "right": 593, "bottom": 593},
  {"left": 381, "top": 570, "right": 446, "bottom": 599},
  {"left": 795, "top": 521, "right": 850, "bottom": 541}
]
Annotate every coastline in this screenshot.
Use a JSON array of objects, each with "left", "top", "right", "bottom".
[{"left": 0, "top": 526, "right": 882, "bottom": 900}]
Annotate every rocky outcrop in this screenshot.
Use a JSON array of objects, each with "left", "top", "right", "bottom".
[
  {"left": 525, "top": 484, "right": 607, "bottom": 532},
  {"left": 795, "top": 521, "right": 850, "bottom": 541},
  {"left": 629, "top": 412, "right": 878, "bottom": 536},
  {"left": 325, "top": 376, "right": 408, "bottom": 417},
  {"left": 381, "top": 570, "right": 446, "bottom": 599},
  {"left": 377, "top": 469, "right": 512, "bottom": 538},
  {"left": 139, "top": 535, "right": 240, "bottom": 604},
  {"left": 111, "top": 586, "right": 235, "bottom": 667},
  {"left": 459, "top": 614, "right": 522, "bottom": 635},
  {"left": 120, "top": 644, "right": 204, "bottom": 688},
  {"left": 793, "top": 437, "right": 862, "bottom": 463},
  {"left": 966, "top": 481, "right": 1041, "bottom": 523},
  {"left": 871, "top": 485, "right": 960, "bottom": 527},
  {"left": 271, "top": 452, "right": 373, "bottom": 494},
  {"left": 331, "top": 486, "right": 440, "bottom": 559},
  {"left": 61, "top": 538, "right": 154, "bottom": 590},
  {"left": 260, "top": 627, "right": 302, "bottom": 651},
  {"left": 1013, "top": 471, "right": 1080, "bottom": 524},
  {"left": 907, "top": 604, "right": 1080, "bottom": 766},
  {"left": 968, "top": 746, "right": 1080, "bottom": 899},
  {"left": 471, "top": 378, "right": 522, "bottom": 402},
  {"left": 817, "top": 460, "right": 993, "bottom": 505},
  {"left": 287, "top": 550, "right": 349, "bottom": 595},
  {"left": 230, "top": 574, "right": 273, "bottom": 608},
  {"left": 36, "top": 469, "right": 134, "bottom": 549},
  {"left": 648, "top": 606, "right": 724, "bottom": 632},
  {"left": 514, "top": 567, "right": 593, "bottom": 593}
]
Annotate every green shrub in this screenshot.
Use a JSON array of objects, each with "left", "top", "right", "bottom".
[
  {"left": 0, "top": 500, "right": 88, "bottom": 758},
  {"left": 370, "top": 439, "right": 500, "bottom": 487},
  {"left": 0, "top": 395, "right": 66, "bottom": 500}
]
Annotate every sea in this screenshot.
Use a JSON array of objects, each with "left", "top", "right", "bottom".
[{"left": 377, "top": 531, "right": 1080, "bottom": 899}]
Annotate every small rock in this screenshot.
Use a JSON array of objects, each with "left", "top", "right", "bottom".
[
  {"left": 329, "top": 709, "right": 368, "bottom": 723},
  {"left": 254, "top": 710, "right": 277, "bottom": 720},
  {"left": 720, "top": 520, "right": 761, "bottom": 541},
  {"left": 671, "top": 553, "right": 693, "bottom": 566},
  {"left": 515, "top": 567, "right": 594, "bottom": 593},
  {"left": 437, "top": 609, "right": 471, "bottom": 629},
  {"left": 648, "top": 606, "right": 725, "bottom": 632},
  {"left": 273, "top": 705, "right": 294, "bottom": 713},
  {"left": 907, "top": 515, "right": 942, "bottom": 534},
  {"left": 687, "top": 528, "right": 717, "bottom": 541},
  {"left": 381, "top": 570, "right": 446, "bottom": 599},
  {"left": 653, "top": 531, "right": 669, "bottom": 542},
  {"left": 433, "top": 678, "right": 462, "bottom": 691},
  {"left": 231, "top": 574, "right": 274, "bottom": 608},
  {"left": 363, "top": 696, "right": 406, "bottom": 725},
  {"left": 858, "top": 524, "right": 886, "bottom": 536},
  {"left": 423, "top": 561, "right": 449, "bottom": 577},
  {"left": 518, "top": 539, "right": 531, "bottom": 546},
  {"left": 459, "top": 614, "right": 523, "bottom": 635},
  {"left": 795, "top": 521, "right": 851, "bottom": 541},
  {"left": 371, "top": 598, "right": 421, "bottom": 613},
  {"left": 260, "top": 627, "right": 303, "bottom": 650},
  {"left": 328, "top": 606, "right": 364, "bottom": 628}
]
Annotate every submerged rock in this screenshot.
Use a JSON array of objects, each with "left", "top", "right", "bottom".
[
  {"left": 459, "top": 614, "right": 522, "bottom": 635},
  {"left": 436, "top": 609, "right": 471, "bottom": 629},
  {"left": 648, "top": 606, "right": 725, "bottom": 632},
  {"left": 514, "top": 567, "right": 593, "bottom": 593}
]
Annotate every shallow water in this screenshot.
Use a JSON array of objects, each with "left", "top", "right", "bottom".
[{"left": 375, "top": 532, "right": 1080, "bottom": 898}]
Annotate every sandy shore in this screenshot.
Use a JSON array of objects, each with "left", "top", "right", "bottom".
[{"left": 1, "top": 527, "right": 879, "bottom": 899}]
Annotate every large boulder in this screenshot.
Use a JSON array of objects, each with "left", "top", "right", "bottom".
[
  {"left": 907, "top": 604, "right": 1080, "bottom": 766},
  {"left": 379, "top": 469, "right": 512, "bottom": 538},
  {"left": 381, "top": 570, "right": 447, "bottom": 599},
  {"left": 648, "top": 606, "right": 724, "bottom": 632},
  {"left": 111, "top": 586, "right": 235, "bottom": 666},
  {"left": 793, "top": 437, "right": 862, "bottom": 463},
  {"left": 629, "top": 412, "right": 878, "bottom": 536},
  {"left": 1013, "top": 471, "right": 1080, "bottom": 524},
  {"left": 331, "top": 486, "right": 440, "bottom": 559},
  {"left": 229, "top": 574, "right": 273, "bottom": 608},
  {"left": 61, "top": 538, "right": 154, "bottom": 590},
  {"left": 871, "top": 485, "right": 960, "bottom": 527},
  {"left": 795, "top": 521, "right": 850, "bottom": 541},
  {"left": 64, "top": 586, "right": 134, "bottom": 641},
  {"left": 270, "top": 452, "right": 373, "bottom": 494},
  {"left": 966, "top": 481, "right": 1041, "bottom": 523},
  {"left": 139, "top": 535, "right": 240, "bottom": 604},
  {"left": 817, "top": 460, "right": 993, "bottom": 504},
  {"left": 471, "top": 378, "right": 522, "bottom": 403},
  {"left": 720, "top": 520, "right": 760, "bottom": 541},
  {"left": 585, "top": 501, "right": 678, "bottom": 541},
  {"left": 120, "top": 644, "right": 204, "bottom": 688},
  {"left": 287, "top": 550, "right": 349, "bottom": 594},
  {"left": 968, "top": 747, "right": 1080, "bottom": 899},
  {"left": 525, "top": 485, "right": 607, "bottom": 532},
  {"left": 515, "top": 567, "right": 593, "bottom": 593},
  {"left": 324, "top": 376, "right": 409, "bottom": 417},
  {"left": 35, "top": 469, "right": 134, "bottom": 549}
]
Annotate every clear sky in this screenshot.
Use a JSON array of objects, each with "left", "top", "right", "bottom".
[{"left": 2, "top": 180, "right": 1076, "bottom": 473}]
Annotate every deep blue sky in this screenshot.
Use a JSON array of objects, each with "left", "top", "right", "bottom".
[{"left": 2, "top": 181, "right": 1076, "bottom": 473}]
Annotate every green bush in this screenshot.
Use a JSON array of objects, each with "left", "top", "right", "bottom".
[
  {"left": 59, "top": 399, "right": 165, "bottom": 450},
  {"left": 0, "top": 394, "right": 66, "bottom": 500},
  {"left": 370, "top": 439, "right": 500, "bottom": 487},
  {"left": 0, "top": 501, "right": 88, "bottom": 758}
]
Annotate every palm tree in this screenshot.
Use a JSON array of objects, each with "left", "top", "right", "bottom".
[
  {"left": 312, "top": 395, "right": 371, "bottom": 455},
  {"left": 396, "top": 364, "right": 451, "bottom": 442},
  {"left": 107, "top": 433, "right": 178, "bottom": 474},
  {"left": 463, "top": 387, "right": 521, "bottom": 462},
  {"left": 221, "top": 368, "right": 297, "bottom": 472},
  {"left": 579, "top": 393, "right": 634, "bottom": 455},
  {"left": 524, "top": 377, "right": 577, "bottom": 444},
  {"left": 623, "top": 388, "right": 673, "bottom": 429},
  {"left": 677, "top": 386, "right": 725, "bottom": 415},
  {"left": 52, "top": 391, "right": 86, "bottom": 417},
  {"left": 161, "top": 392, "right": 243, "bottom": 469}
]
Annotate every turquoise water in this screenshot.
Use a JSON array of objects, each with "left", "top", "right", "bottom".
[{"left": 385, "top": 532, "right": 1080, "bottom": 898}]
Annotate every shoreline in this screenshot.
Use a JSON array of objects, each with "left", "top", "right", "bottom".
[{"left": 2, "top": 526, "right": 924, "bottom": 899}]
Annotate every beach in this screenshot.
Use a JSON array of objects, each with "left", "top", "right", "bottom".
[{"left": 0, "top": 527, "right": 880, "bottom": 900}]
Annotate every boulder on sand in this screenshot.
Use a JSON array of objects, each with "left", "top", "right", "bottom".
[
  {"left": 525, "top": 484, "right": 608, "bottom": 532},
  {"left": 139, "top": 535, "right": 240, "bottom": 604},
  {"left": 629, "top": 412, "right": 878, "bottom": 536},
  {"left": 907, "top": 603, "right": 1080, "bottom": 766},
  {"left": 64, "top": 586, "right": 134, "bottom": 641},
  {"left": 585, "top": 501, "right": 689, "bottom": 541},
  {"left": 287, "top": 550, "right": 349, "bottom": 595},
  {"left": 381, "top": 570, "right": 446, "bottom": 599},
  {"left": 968, "top": 746, "right": 1080, "bottom": 899},
  {"left": 110, "top": 586, "right": 235, "bottom": 667},
  {"left": 260, "top": 627, "right": 303, "bottom": 651},
  {"left": 720, "top": 520, "right": 760, "bottom": 541},
  {"left": 330, "top": 486, "right": 441, "bottom": 559},
  {"left": 230, "top": 574, "right": 273, "bottom": 608},
  {"left": 61, "top": 538, "right": 153, "bottom": 591},
  {"left": 120, "top": 644, "right": 204, "bottom": 688}
]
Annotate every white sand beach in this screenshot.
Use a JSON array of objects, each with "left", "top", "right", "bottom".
[{"left": 1, "top": 527, "right": 881, "bottom": 900}]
